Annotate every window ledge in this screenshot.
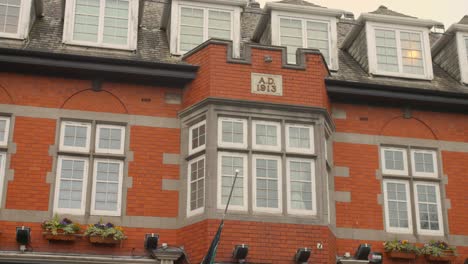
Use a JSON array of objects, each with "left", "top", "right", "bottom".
[{"left": 63, "top": 41, "right": 135, "bottom": 53}]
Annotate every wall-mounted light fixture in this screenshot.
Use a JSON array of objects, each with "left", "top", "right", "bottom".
[
  {"left": 16, "top": 226, "right": 30, "bottom": 252},
  {"left": 354, "top": 244, "right": 371, "bottom": 260},
  {"left": 232, "top": 244, "right": 249, "bottom": 263},
  {"left": 368, "top": 252, "right": 383, "bottom": 264},
  {"left": 264, "top": 55, "right": 273, "bottom": 63},
  {"left": 295, "top": 248, "right": 311, "bottom": 263},
  {"left": 144, "top": 233, "right": 159, "bottom": 250}
]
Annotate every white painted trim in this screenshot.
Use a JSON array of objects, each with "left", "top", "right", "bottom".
[
  {"left": 217, "top": 117, "right": 247, "bottom": 149},
  {"left": 271, "top": 10, "right": 338, "bottom": 69},
  {"left": 382, "top": 179, "right": 413, "bottom": 234},
  {"left": 410, "top": 149, "right": 438, "bottom": 178},
  {"left": 360, "top": 13, "right": 442, "bottom": 29},
  {"left": 53, "top": 156, "right": 89, "bottom": 215},
  {"left": 252, "top": 120, "right": 281, "bottom": 152},
  {"left": 90, "top": 159, "right": 124, "bottom": 216},
  {"left": 0, "top": 153, "right": 6, "bottom": 208},
  {"left": 62, "top": 0, "right": 139, "bottom": 51},
  {"left": 187, "top": 155, "right": 205, "bottom": 217},
  {"left": 171, "top": 0, "right": 241, "bottom": 57},
  {"left": 216, "top": 152, "right": 248, "bottom": 211},
  {"left": 380, "top": 147, "right": 408, "bottom": 176},
  {"left": 413, "top": 181, "right": 444, "bottom": 236},
  {"left": 59, "top": 121, "right": 92, "bottom": 153},
  {"left": 252, "top": 154, "right": 282, "bottom": 214},
  {"left": 188, "top": 120, "right": 206, "bottom": 155},
  {"left": 95, "top": 124, "right": 126, "bottom": 155},
  {"left": 286, "top": 158, "right": 316, "bottom": 216},
  {"left": 265, "top": 2, "right": 344, "bottom": 18},
  {"left": 0, "top": 117, "right": 10, "bottom": 147},
  {"left": 367, "top": 22, "right": 433, "bottom": 80},
  {"left": 285, "top": 123, "right": 314, "bottom": 154},
  {"left": 0, "top": 0, "right": 33, "bottom": 40},
  {"left": 456, "top": 32, "right": 468, "bottom": 85}
]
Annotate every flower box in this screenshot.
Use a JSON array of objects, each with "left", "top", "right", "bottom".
[
  {"left": 43, "top": 232, "right": 77, "bottom": 241},
  {"left": 386, "top": 251, "right": 417, "bottom": 259},
  {"left": 425, "top": 250, "right": 457, "bottom": 262},
  {"left": 88, "top": 235, "right": 121, "bottom": 244}
]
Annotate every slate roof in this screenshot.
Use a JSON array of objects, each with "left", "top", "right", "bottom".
[
  {"left": 368, "top": 5, "right": 416, "bottom": 18},
  {"left": 0, "top": 0, "right": 466, "bottom": 95},
  {"left": 459, "top": 15, "right": 468, "bottom": 24},
  {"left": 276, "top": 0, "right": 324, "bottom": 8}
]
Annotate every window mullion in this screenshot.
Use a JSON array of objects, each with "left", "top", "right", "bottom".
[
  {"left": 395, "top": 29, "right": 404, "bottom": 74},
  {"left": 98, "top": 0, "right": 106, "bottom": 45}
]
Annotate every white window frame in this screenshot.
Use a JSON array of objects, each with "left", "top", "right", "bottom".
[
  {"left": 286, "top": 158, "right": 316, "bottom": 215},
  {"left": 217, "top": 117, "right": 247, "bottom": 149},
  {"left": 0, "top": 116, "right": 10, "bottom": 147},
  {"left": 413, "top": 181, "right": 444, "bottom": 236},
  {"left": 0, "top": 153, "right": 6, "bottom": 207},
  {"left": 271, "top": 10, "right": 338, "bottom": 70},
  {"left": 456, "top": 32, "right": 468, "bottom": 85},
  {"left": 285, "top": 124, "right": 314, "bottom": 154},
  {"left": 367, "top": 22, "right": 433, "bottom": 80},
  {"left": 252, "top": 120, "right": 281, "bottom": 152},
  {"left": 382, "top": 179, "right": 413, "bottom": 234},
  {"left": 62, "top": 0, "right": 139, "bottom": 50},
  {"left": 410, "top": 149, "right": 438, "bottom": 178},
  {"left": 217, "top": 152, "right": 248, "bottom": 211},
  {"left": 380, "top": 147, "right": 408, "bottom": 176},
  {"left": 53, "top": 156, "right": 89, "bottom": 215},
  {"left": 169, "top": 0, "right": 241, "bottom": 57},
  {"left": 59, "top": 121, "right": 92, "bottom": 153},
  {"left": 252, "top": 154, "right": 282, "bottom": 214},
  {"left": 0, "top": 0, "right": 33, "bottom": 40},
  {"left": 187, "top": 155, "right": 205, "bottom": 217},
  {"left": 90, "top": 159, "right": 124, "bottom": 216},
  {"left": 188, "top": 120, "right": 206, "bottom": 155},
  {"left": 95, "top": 124, "right": 126, "bottom": 155}
]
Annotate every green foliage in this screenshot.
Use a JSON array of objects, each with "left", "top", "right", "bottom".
[
  {"left": 41, "top": 214, "right": 81, "bottom": 235},
  {"left": 383, "top": 239, "right": 419, "bottom": 254},
  {"left": 84, "top": 220, "right": 125, "bottom": 241},
  {"left": 420, "top": 240, "right": 456, "bottom": 257}
]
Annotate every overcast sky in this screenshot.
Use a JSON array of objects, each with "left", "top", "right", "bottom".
[{"left": 256, "top": 0, "right": 467, "bottom": 27}]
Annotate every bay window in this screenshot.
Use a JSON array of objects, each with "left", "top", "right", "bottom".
[{"left": 253, "top": 155, "right": 282, "bottom": 213}]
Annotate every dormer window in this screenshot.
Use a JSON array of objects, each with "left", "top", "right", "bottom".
[
  {"left": 456, "top": 33, "right": 468, "bottom": 84},
  {"left": 367, "top": 23, "right": 433, "bottom": 80},
  {"left": 167, "top": 0, "right": 242, "bottom": 57},
  {"left": 277, "top": 15, "right": 335, "bottom": 67},
  {"left": 0, "top": 0, "right": 35, "bottom": 39},
  {"left": 63, "top": 0, "right": 139, "bottom": 50}
]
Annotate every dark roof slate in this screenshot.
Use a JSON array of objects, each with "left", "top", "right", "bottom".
[
  {"left": 275, "top": 0, "right": 324, "bottom": 8},
  {"left": 369, "top": 5, "right": 416, "bottom": 18},
  {"left": 459, "top": 15, "right": 468, "bottom": 24}
]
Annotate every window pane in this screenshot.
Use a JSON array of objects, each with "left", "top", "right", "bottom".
[
  {"left": 307, "top": 21, "right": 330, "bottom": 64},
  {"left": 413, "top": 151, "right": 435, "bottom": 174},
  {"left": 256, "top": 124, "right": 277, "bottom": 147},
  {"left": 63, "top": 124, "right": 89, "bottom": 149},
  {"left": 220, "top": 155, "right": 244, "bottom": 206},
  {"left": 189, "top": 158, "right": 205, "bottom": 211},
  {"left": 94, "top": 161, "right": 121, "bottom": 212},
  {"left": 289, "top": 160, "right": 313, "bottom": 210},
  {"left": 58, "top": 158, "right": 85, "bottom": 210},
  {"left": 280, "top": 18, "right": 303, "bottom": 64},
  {"left": 103, "top": 0, "right": 129, "bottom": 45},
  {"left": 221, "top": 120, "right": 243, "bottom": 145},
  {"left": 256, "top": 158, "right": 279, "bottom": 209},
  {"left": 375, "top": 29, "right": 398, "bottom": 72},
  {"left": 385, "top": 182, "right": 409, "bottom": 228},
  {"left": 0, "top": 119, "right": 7, "bottom": 142},
  {"left": 288, "top": 126, "right": 311, "bottom": 149},
  {"left": 98, "top": 126, "right": 123, "bottom": 152},
  {"left": 180, "top": 7, "right": 204, "bottom": 52},
  {"left": 0, "top": 0, "right": 20, "bottom": 34},
  {"left": 384, "top": 149, "right": 405, "bottom": 171},
  {"left": 416, "top": 184, "right": 440, "bottom": 231},
  {"left": 401, "top": 32, "right": 424, "bottom": 75},
  {"left": 73, "top": 0, "right": 100, "bottom": 42},
  {"left": 191, "top": 123, "right": 206, "bottom": 151},
  {"left": 208, "top": 10, "right": 231, "bottom": 40}
]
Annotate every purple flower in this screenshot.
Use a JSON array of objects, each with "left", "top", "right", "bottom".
[{"left": 105, "top": 222, "right": 114, "bottom": 228}]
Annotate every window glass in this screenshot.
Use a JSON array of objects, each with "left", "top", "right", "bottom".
[
  {"left": 288, "top": 126, "right": 310, "bottom": 149},
  {"left": 57, "top": 158, "right": 86, "bottom": 210},
  {"left": 401, "top": 31, "right": 424, "bottom": 75},
  {"left": 414, "top": 152, "right": 434, "bottom": 173},
  {"left": 221, "top": 119, "right": 243, "bottom": 144},
  {"left": 179, "top": 7, "right": 204, "bottom": 52},
  {"left": 375, "top": 29, "right": 398, "bottom": 72},
  {"left": 191, "top": 122, "right": 206, "bottom": 152},
  {"left": 416, "top": 184, "right": 440, "bottom": 231},
  {"left": 255, "top": 158, "right": 279, "bottom": 209},
  {"left": 384, "top": 149, "right": 404, "bottom": 171},
  {"left": 93, "top": 160, "right": 121, "bottom": 212},
  {"left": 73, "top": 0, "right": 100, "bottom": 42},
  {"left": 62, "top": 122, "right": 90, "bottom": 150},
  {"left": 0, "top": 0, "right": 21, "bottom": 34},
  {"left": 256, "top": 124, "right": 277, "bottom": 146},
  {"left": 0, "top": 117, "right": 9, "bottom": 145},
  {"left": 280, "top": 17, "right": 303, "bottom": 63},
  {"left": 220, "top": 155, "right": 244, "bottom": 206},
  {"left": 289, "top": 160, "right": 313, "bottom": 210},
  {"left": 307, "top": 21, "right": 329, "bottom": 64},
  {"left": 189, "top": 157, "right": 205, "bottom": 212},
  {"left": 208, "top": 10, "right": 231, "bottom": 40},
  {"left": 385, "top": 182, "right": 409, "bottom": 228},
  {"left": 96, "top": 125, "right": 125, "bottom": 154},
  {"left": 103, "top": 0, "right": 129, "bottom": 45}
]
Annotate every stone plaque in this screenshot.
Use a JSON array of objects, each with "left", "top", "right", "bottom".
[{"left": 251, "top": 73, "right": 283, "bottom": 96}]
